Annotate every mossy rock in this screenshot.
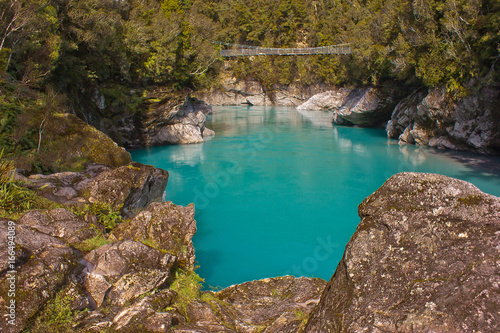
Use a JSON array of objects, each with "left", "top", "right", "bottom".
[{"left": 37, "top": 113, "right": 131, "bottom": 172}]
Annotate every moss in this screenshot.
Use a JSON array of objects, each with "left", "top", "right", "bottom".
[
  {"left": 71, "top": 202, "right": 124, "bottom": 231},
  {"left": 73, "top": 233, "right": 112, "bottom": 253},
  {"left": 294, "top": 309, "right": 309, "bottom": 322},
  {"left": 25, "top": 288, "right": 83, "bottom": 333},
  {"left": 139, "top": 238, "right": 169, "bottom": 254},
  {"left": 0, "top": 153, "right": 62, "bottom": 218},
  {"left": 458, "top": 195, "right": 483, "bottom": 206},
  {"left": 169, "top": 268, "right": 204, "bottom": 316}
]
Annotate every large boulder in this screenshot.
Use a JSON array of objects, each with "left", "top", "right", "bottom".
[
  {"left": 32, "top": 113, "right": 131, "bottom": 171},
  {"left": 0, "top": 219, "right": 80, "bottom": 333},
  {"left": 145, "top": 95, "right": 214, "bottom": 145},
  {"left": 386, "top": 84, "right": 500, "bottom": 154},
  {"left": 27, "top": 163, "right": 169, "bottom": 218},
  {"left": 298, "top": 87, "right": 401, "bottom": 127},
  {"left": 305, "top": 172, "right": 500, "bottom": 332},
  {"left": 113, "top": 202, "right": 197, "bottom": 269},
  {"left": 83, "top": 240, "right": 176, "bottom": 307},
  {"left": 82, "top": 162, "right": 169, "bottom": 218},
  {"left": 296, "top": 88, "right": 352, "bottom": 111}
]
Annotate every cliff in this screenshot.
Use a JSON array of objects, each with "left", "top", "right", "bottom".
[
  {"left": 387, "top": 85, "right": 500, "bottom": 154},
  {"left": 299, "top": 83, "right": 500, "bottom": 155}
]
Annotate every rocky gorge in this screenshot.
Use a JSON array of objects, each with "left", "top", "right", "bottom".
[
  {"left": 296, "top": 82, "right": 500, "bottom": 155},
  {"left": 67, "top": 75, "right": 500, "bottom": 158},
  {"left": 1, "top": 158, "right": 499, "bottom": 332},
  {"left": 2, "top": 75, "right": 499, "bottom": 333}
]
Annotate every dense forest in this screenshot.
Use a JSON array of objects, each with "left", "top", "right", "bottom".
[{"left": 0, "top": 0, "right": 499, "bottom": 169}]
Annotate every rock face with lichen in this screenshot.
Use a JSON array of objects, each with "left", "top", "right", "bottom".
[
  {"left": 173, "top": 276, "right": 326, "bottom": 333},
  {"left": 0, "top": 218, "right": 81, "bottom": 333},
  {"left": 3, "top": 168, "right": 500, "bottom": 332},
  {"left": 26, "top": 162, "right": 169, "bottom": 218},
  {"left": 145, "top": 95, "right": 215, "bottom": 145},
  {"left": 82, "top": 163, "right": 169, "bottom": 218},
  {"left": 386, "top": 84, "right": 500, "bottom": 154},
  {"left": 298, "top": 86, "right": 401, "bottom": 127},
  {"left": 305, "top": 172, "right": 500, "bottom": 332},
  {"left": 113, "top": 202, "right": 197, "bottom": 269},
  {"left": 83, "top": 240, "right": 176, "bottom": 307},
  {"left": 194, "top": 76, "right": 331, "bottom": 107}
]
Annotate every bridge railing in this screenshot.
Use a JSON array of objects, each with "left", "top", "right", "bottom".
[{"left": 219, "top": 43, "right": 351, "bottom": 57}]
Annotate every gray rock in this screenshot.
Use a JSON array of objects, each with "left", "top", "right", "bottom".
[
  {"left": 17, "top": 209, "right": 97, "bottom": 246},
  {"left": 297, "top": 88, "right": 352, "bottom": 111},
  {"left": 195, "top": 78, "right": 329, "bottom": 106},
  {"left": 146, "top": 95, "right": 214, "bottom": 145},
  {"left": 305, "top": 172, "right": 500, "bottom": 332},
  {"left": 299, "top": 86, "right": 401, "bottom": 127},
  {"left": 83, "top": 272, "right": 112, "bottom": 308},
  {"left": 82, "top": 162, "right": 169, "bottom": 218},
  {"left": 83, "top": 240, "right": 176, "bottom": 306},
  {"left": 387, "top": 84, "right": 500, "bottom": 154},
  {"left": 113, "top": 202, "right": 197, "bottom": 269},
  {"left": 0, "top": 219, "right": 80, "bottom": 333}
]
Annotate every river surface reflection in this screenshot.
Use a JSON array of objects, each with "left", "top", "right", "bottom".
[{"left": 131, "top": 106, "right": 500, "bottom": 288}]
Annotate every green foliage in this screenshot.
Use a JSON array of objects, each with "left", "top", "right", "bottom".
[
  {"left": 0, "top": 0, "right": 498, "bottom": 139},
  {"left": 73, "top": 232, "right": 112, "bottom": 253},
  {"left": 71, "top": 202, "right": 124, "bottom": 230},
  {"left": 169, "top": 268, "right": 204, "bottom": 315},
  {"left": 28, "top": 289, "right": 79, "bottom": 333},
  {"left": 0, "top": 149, "right": 56, "bottom": 217}
]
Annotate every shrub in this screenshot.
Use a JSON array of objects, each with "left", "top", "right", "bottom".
[
  {"left": 0, "top": 149, "right": 54, "bottom": 217},
  {"left": 170, "top": 268, "right": 204, "bottom": 315},
  {"left": 71, "top": 202, "right": 124, "bottom": 231},
  {"left": 28, "top": 289, "right": 79, "bottom": 333}
]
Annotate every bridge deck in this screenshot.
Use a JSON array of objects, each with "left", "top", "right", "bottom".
[{"left": 219, "top": 43, "right": 351, "bottom": 57}]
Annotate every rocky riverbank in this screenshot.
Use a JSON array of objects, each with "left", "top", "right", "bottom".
[
  {"left": 298, "top": 83, "right": 500, "bottom": 155},
  {"left": 69, "top": 86, "right": 215, "bottom": 150},
  {"left": 0, "top": 163, "right": 325, "bottom": 333},
  {"left": 1, "top": 164, "right": 499, "bottom": 332},
  {"left": 194, "top": 77, "right": 333, "bottom": 107}
]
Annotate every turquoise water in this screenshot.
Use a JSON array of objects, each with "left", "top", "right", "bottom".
[{"left": 130, "top": 106, "right": 500, "bottom": 288}]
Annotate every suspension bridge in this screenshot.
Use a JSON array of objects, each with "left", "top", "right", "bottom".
[{"left": 216, "top": 42, "right": 351, "bottom": 57}]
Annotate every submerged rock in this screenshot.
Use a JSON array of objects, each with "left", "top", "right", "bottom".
[
  {"left": 305, "top": 172, "right": 500, "bottom": 332},
  {"left": 387, "top": 84, "right": 500, "bottom": 154},
  {"left": 113, "top": 202, "right": 197, "bottom": 269},
  {"left": 145, "top": 95, "right": 214, "bottom": 145},
  {"left": 298, "top": 86, "right": 401, "bottom": 127}
]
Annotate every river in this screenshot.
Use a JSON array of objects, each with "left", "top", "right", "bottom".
[{"left": 130, "top": 106, "right": 500, "bottom": 288}]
